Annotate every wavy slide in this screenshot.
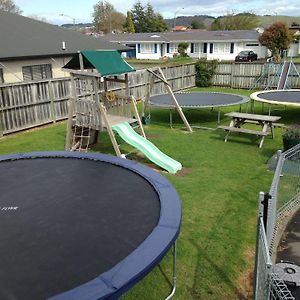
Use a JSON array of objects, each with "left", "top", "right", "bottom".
[{"left": 112, "top": 122, "right": 182, "bottom": 174}]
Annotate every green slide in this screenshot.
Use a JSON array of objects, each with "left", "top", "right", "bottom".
[{"left": 112, "top": 122, "right": 182, "bottom": 174}]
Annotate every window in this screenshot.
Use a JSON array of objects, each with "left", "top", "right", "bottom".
[
  {"left": 140, "top": 43, "right": 155, "bottom": 54},
  {"left": 213, "top": 43, "right": 231, "bottom": 54},
  {"left": 0, "top": 68, "right": 3, "bottom": 84},
  {"left": 169, "top": 43, "right": 178, "bottom": 53},
  {"left": 194, "top": 43, "right": 203, "bottom": 53},
  {"left": 22, "top": 64, "right": 52, "bottom": 81},
  {"left": 246, "top": 43, "right": 259, "bottom": 47}
]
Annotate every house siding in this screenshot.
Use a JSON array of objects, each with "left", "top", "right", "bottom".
[
  {"left": 1, "top": 57, "right": 72, "bottom": 83},
  {"left": 109, "top": 30, "right": 270, "bottom": 61}
]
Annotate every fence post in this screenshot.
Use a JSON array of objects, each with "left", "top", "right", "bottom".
[
  {"left": 253, "top": 191, "right": 265, "bottom": 300},
  {"left": 48, "top": 80, "right": 56, "bottom": 123},
  {"left": 230, "top": 62, "right": 234, "bottom": 88}
]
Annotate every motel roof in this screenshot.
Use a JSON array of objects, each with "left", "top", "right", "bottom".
[
  {"left": 0, "top": 10, "right": 129, "bottom": 61},
  {"left": 105, "top": 30, "right": 261, "bottom": 44}
]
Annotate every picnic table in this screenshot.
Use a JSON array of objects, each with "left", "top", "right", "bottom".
[{"left": 218, "top": 112, "right": 282, "bottom": 148}]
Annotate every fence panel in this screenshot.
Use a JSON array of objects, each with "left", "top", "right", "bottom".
[
  {"left": 254, "top": 144, "right": 300, "bottom": 299},
  {"left": 212, "top": 62, "right": 300, "bottom": 89}
]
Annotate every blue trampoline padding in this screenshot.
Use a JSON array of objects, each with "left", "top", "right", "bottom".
[{"left": 0, "top": 152, "right": 181, "bottom": 300}]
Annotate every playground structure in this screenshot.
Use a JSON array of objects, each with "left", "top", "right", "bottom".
[
  {"left": 63, "top": 50, "right": 182, "bottom": 174},
  {"left": 144, "top": 68, "right": 193, "bottom": 132},
  {"left": 251, "top": 53, "right": 300, "bottom": 90}
]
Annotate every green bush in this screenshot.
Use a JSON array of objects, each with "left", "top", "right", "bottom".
[
  {"left": 178, "top": 42, "right": 189, "bottom": 57},
  {"left": 283, "top": 124, "right": 300, "bottom": 139},
  {"left": 195, "top": 58, "right": 218, "bottom": 87}
]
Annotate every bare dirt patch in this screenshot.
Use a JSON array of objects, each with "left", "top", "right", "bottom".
[
  {"left": 235, "top": 247, "right": 255, "bottom": 299},
  {"left": 176, "top": 167, "right": 192, "bottom": 177}
]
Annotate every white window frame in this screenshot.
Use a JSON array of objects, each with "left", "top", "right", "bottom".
[
  {"left": 169, "top": 43, "right": 178, "bottom": 53},
  {"left": 213, "top": 43, "right": 231, "bottom": 54},
  {"left": 194, "top": 43, "right": 203, "bottom": 53},
  {"left": 140, "top": 43, "right": 155, "bottom": 54}
]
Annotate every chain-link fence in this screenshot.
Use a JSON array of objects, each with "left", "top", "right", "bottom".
[{"left": 254, "top": 144, "right": 300, "bottom": 300}]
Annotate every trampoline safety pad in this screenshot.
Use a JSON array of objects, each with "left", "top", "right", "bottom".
[{"left": 0, "top": 151, "right": 181, "bottom": 300}]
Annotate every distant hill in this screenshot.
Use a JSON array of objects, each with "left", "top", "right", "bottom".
[
  {"left": 61, "top": 15, "right": 300, "bottom": 32},
  {"left": 166, "top": 14, "right": 300, "bottom": 30},
  {"left": 257, "top": 15, "right": 300, "bottom": 28},
  {"left": 61, "top": 23, "right": 93, "bottom": 29},
  {"left": 164, "top": 15, "right": 215, "bottom": 29}
]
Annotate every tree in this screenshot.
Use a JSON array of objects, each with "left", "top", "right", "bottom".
[
  {"left": 178, "top": 42, "right": 189, "bottom": 57},
  {"left": 131, "top": 1, "right": 167, "bottom": 33},
  {"left": 124, "top": 11, "right": 135, "bottom": 33},
  {"left": 0, "top": 0, "right": 22, "bottom": 14},
  {"left": 92, "top": 1, "right": 125, "bottom": 33},
  {"left": 131, "top": 1, "right": 146, "bottom": 32},
  {"left": 211, "top": 12, "right": 258, "bottom": 30},
  {"left": 259, "top": 22, "right": 292, "bottom": 62},
  {"left": 28, "top": 14, "right": 51, "bottom": 24},
  {"left": 191, "top": 20, "right": 205, "bottom": 30}
]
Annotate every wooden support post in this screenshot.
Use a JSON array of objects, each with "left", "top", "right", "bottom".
[
  {"left": 143, "top": 72, "right": 155, "bottom": 119},
  {"left": 98, "top": 103, "right": 122, "bottom": 157},
  {"left": 157, "top": 67, "right": 193, "bottom": 132},
  {"left": 0, "top": 110, "right": 4, "bottom": 137},
  {"left": 48, "top": 80, "right": 56, "bottom": 123},
  {"left": 125, "top": 74, "right": 130, "bottom": 98},
  {"left": 65, "top": 73, "right": 76, "bottom": 150},
  {"left": 79, "top": 52, "right": 84, "bottom": 71},
  {"left": 131, "top": 96, "right": 146, "bottom": 138}
]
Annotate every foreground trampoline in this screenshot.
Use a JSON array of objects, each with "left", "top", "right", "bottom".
[
  {"left": 251, "top": 89, "right": 300, "bottom": 106},
  {"left": 0, "top": 152, "right": 181, "bottom": 300},
  {"left": 147, "top": 92, "right": 249, "bottom": 124}
]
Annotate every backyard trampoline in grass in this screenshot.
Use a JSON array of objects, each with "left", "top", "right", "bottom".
[
  {"left": 0, "top": 152, "right": 181, "bottom": 300},
  {"left": 251, "top": 89, "right": 300, "bottom": 107},
  {"left": 147, "top": 92, "right": 249, "bottom": 125}
]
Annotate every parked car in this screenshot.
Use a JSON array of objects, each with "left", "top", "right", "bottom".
[{"left": 235, "top": 50, "right": 258, "bottom": 62}]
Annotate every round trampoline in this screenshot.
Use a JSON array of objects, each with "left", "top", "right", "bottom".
[
  {"left": 149, "top": 92, "right": 249, "bottom": 108},
  {"left": 0, "top": 152, "right": 181, "bottom": 300},
  {"left": 251, "top": 89, "right": 300, "bottom": 106}
]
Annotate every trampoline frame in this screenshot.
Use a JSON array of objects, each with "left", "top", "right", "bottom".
[
  {"left": 251, "top": 89, "right": 300, "bottom": 107},
  {"left": 147, "top": 92, "right": 250, "bottom": 126},
  {"left": 0, "top": 151, "right": 182, "bottom": 300}
]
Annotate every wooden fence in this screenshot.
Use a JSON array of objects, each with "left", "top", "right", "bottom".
[
  {"left": 1, "top": 61, "right": 299, "bottom": 135},
  {"left": 0, "top": 64, "right": 196, "bottom": 135},
  {"left": 212, "top": 61, "right": 300, "bottom": 89}
]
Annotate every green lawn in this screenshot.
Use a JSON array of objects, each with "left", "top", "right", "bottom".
[
  {"left": 126, "top": 56, "right": 196, "bottom": 69},
  {"left": 0, "top": 87, "right": 297, "bottom": 299}
]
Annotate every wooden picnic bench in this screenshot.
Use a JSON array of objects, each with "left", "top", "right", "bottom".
[{"left": 218, "top": 112, "right": 282, "bottom": 148}]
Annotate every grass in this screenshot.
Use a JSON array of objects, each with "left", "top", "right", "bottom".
[
  {"left": 126, "top": 56, "right": 196, "bottom": 69},
  {"left": 0, "top": 87, "right": 298, "bottom": 299}
]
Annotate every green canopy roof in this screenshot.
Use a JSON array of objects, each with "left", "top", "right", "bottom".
[{"left": 63, "top": 50, "right": 135, "bottom": 76}]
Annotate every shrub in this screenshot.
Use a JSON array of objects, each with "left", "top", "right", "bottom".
[
  {"left": 178, "top": 42, "right": 189, "bottom": 57},
  {"left": 195, "top": 59, "right": 218, "bottom": 87},
  {"left": 283, "top": 124, "right": 300, "bottom": 140}
]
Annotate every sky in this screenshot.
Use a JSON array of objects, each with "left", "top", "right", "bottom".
[{"left": 15, "top": 0, "right": 300, "bottom": 25}]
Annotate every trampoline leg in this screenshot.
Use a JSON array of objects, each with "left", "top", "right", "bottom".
[
  {"left": 165, "top": 242, "right": 177, "bottom": 300},
  {"left": 217, "top": 110, "right": 221, "bottom": 124},
  {"left": 169, "top": 109, "right": 173, "bottom": 128}
]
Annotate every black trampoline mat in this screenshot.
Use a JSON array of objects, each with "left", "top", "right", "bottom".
[
  {"left": 0, "top": 157, "right": 160, "bottom": 299},
  {"left": 149, "top": 92, "right": 248, "bottom": 108},
  {"left": 256, "top": 90, "right": 300, "bottom": 103}
]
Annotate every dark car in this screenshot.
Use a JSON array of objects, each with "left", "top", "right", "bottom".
[{"left": 235, "top": 50, "right": 258, "bottom": 62}]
